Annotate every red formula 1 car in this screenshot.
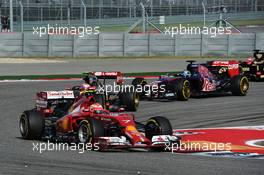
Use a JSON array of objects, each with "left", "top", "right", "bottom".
[
  {"left": 240, "top": 50, "right": 264, "bottom": 81},
  {"left": 19, "top": 90, "right": 179, "bottom": 151},
  {"left": 184, "top": 60, "right": 249, "bottom": 96}
]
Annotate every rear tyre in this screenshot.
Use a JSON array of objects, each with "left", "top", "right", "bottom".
[
  {"left": 77, "top": 118, "right": 104, "bottom": 150},
  {"left": 119, "top": 92, "right": 139, "bottom": 111},
  {"left": 132, "top": 78, "right": 147, "bottom": 99},
  {"left": 19, "top": 110, "right": 44, "bottom": 140},
  {"left": 173, "top": 79, "right": 191, "bottom": 101},
  {"left": 145, "top": 116, "right": 172, "bottom": 140},
  {"left": 132, "top": 77, "right": 146, "bottom": 87},
  {"left": 231, "top": 75, "right": 249, "bottom": 96}
]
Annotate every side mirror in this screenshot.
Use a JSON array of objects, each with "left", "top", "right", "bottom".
[{"left": 109, "top": 106, "right": 125, "bottom": 112}]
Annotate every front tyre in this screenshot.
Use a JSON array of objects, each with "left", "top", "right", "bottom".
[
  {"left": 145, "top": 116, "right": 172, "bottom": 140},
  {"left": 77, "top": 118, "right": 104, "bottom": 145},
  {"left": 231, "top": 75, "right": 249, "bottom": 96}
]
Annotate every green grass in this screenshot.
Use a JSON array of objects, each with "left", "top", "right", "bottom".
[
  {"left": 161, "top": 19, "right": 264, "bottom": 27},
  {"left": 99, "top": 18, "right": 264, "bottom": 32},
  {"left": 0, "top": 74, "right": 82, "bottom": 80},
  {"left": 229, "top": 19, "right": 264, "bottom": 26},
  {"left": 0, "top": 71, "right": 180, "bottom": 80},
  {"left": 21, "top": 18, "right": 264, "bottom": 33}
]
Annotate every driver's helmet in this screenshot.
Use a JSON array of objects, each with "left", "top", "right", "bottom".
[
  {"left": 89, "top": 103, "right": 104, "bottom": 114},
  {"left": 181, "top": 70, "right": 191, "bottom": 78},
  {"left": 83, "top": 75, "right": 98, "bottom": 86},
  {"left": 254, "top": 50, "right": 263, "bottom": 61}
]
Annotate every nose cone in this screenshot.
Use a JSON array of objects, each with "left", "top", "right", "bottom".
[{"left": 125, "top": 126, "right": 151, "bottom": 145}]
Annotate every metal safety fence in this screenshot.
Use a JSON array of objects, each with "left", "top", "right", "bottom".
[{"left": 0, "top": 0, "right": 263, "bottom": 32}]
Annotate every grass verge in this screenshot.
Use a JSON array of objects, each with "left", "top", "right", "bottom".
[
  {"left": 0, "top": 71, "right": 179, "bottom": 80},
  {"left": 100, "top": 18, "right": 264, "bottom": 32}
]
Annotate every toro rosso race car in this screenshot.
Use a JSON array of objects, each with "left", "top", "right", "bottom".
[
  {"left": 184, "top": 60, "right": 249, "bottom": 96},
  {"left": 71, "top": 71, "right": 139, "bottom": 111},
  {"left": 19, "top": 90, "right": 179, "bottom": 151},
  {"left": 133, "top": 60, "right": 249, "bottom": 99},
  {"left": 132, "top": 76, "right": 191, "bottom": 101},
  {"left": 240, "top": 49, "right": 264, "bottom": 81}
]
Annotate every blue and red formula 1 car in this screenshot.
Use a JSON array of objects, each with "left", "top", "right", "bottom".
[
  {"left": 132, "top": 75, "right": 191, "bottom": 101},
  {"left": 183, "top": 60, "right": 249, "bottom": 96},
  {"left": 132, "top": 60, "right": 249, "bottom": 99}
]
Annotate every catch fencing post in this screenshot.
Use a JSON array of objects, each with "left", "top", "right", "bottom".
[
  {"left": 227, "top": 34, "right": 231, "bottom": 57},
  {"left": 22, "top": 33, "right": 25, "bottom": 56},
  {"left": 98, "top": 34, "right": 103, "bottom": 57},
  {"left": 174, "top": 36, "right": 177, "bottom": 56},
  {"left": 148, "top": 33, "right": 150, "bottom": 56},
  {"left": 9, "top": 0, "right": 13, "bottom": 32},
  {"left": 19, "top": 1, "right": 24, "bottom": 32},
  {"left": 123, "top": 33, "right": 127, "bottom": 56},
  {"left": 72, "top": 35, "right": 76, "bottom": 57},
  {"left": 48, "top": 35, "right": 51, "bottom": 57},
  {"left": 200, "top": 34, "right": 204, "bottom": 57},
  {"left": 81, "top": 0, "right": 87, "bottom": 27}
]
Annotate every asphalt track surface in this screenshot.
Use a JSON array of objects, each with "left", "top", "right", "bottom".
[
  {"left": 0, "top": 80, "right": 264, "bottom": 175},
  {"left": 0, "top": 57, "right": 248, "bottom": 76}
]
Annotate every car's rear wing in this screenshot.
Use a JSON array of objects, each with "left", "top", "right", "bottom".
[
  {"left": 207, "top": 60, "right": 240, "bottom": 78},
  {"left": 84, "top": 71, "right": 124, "bottom": 84},
  {"left": 36, "top": 90, "right": 75, "bottom": 111},
  {"left": 208, "top": 60, "right": 239, "bottom": 67},
  {"left": 37, "top": 90, "right": 75, "bottom": 100}
]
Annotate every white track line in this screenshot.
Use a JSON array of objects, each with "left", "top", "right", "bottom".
[
  {"left": 173, "top": 125, "right": 264, "bottom": 132},
  {"left": 0, "top": 76, "right": 158, "bottom": 83}
]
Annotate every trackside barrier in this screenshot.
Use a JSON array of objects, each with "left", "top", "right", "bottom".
[{"left": 0, "top": 33, "right": 263, "bottom": 57}]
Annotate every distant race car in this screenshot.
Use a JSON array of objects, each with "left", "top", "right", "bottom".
[
  {"left": 133, "top": 60, "right": 249, "bottom": 99},
  {"left": 71, "top": 71, "right": 140, "bottom": 111},
  {"left": 240, "top": 49, "right": 264, "bottom": 81},
  {"left": 19, "top": 90, "right": 179, "bottom": 151},
  {"left": 184, "top": 60, "right": 249, "bottom": 96},
  {"left": 132, "top": 76, "right": 191, "bottom": 101}
]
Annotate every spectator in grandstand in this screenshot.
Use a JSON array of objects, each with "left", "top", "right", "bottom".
[{"left": 1, "top": 16, "right": 10, "bottom": 32}]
